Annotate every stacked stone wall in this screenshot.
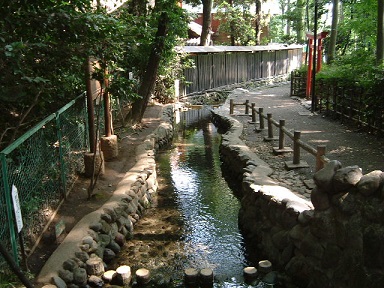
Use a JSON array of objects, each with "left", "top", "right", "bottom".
[
  {"left": 212, "top": 109, "right": 384, "bottom": 288},
  {"left": 37, "top": 106, "right": 175, "bottom": 287}
]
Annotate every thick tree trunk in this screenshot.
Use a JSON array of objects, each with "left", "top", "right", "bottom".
[
  {"left": 200, "top": 0, "right": 212, "bottom": 46},
  {"left": 327, "top": 0, "right": 339, "bottom": 64},
  {"left": 377, "top": 0, "right": 384, "bottom": 64},
  {"left": 131, "top": 12, "right": 169, "bottom": 123}
]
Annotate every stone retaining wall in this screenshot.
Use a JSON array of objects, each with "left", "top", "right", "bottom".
[
  {"left": 212, "top": 109, "right": 384, "bottom": 288},
  {"left": 37, "top": 106, "right": 174, "bottom": 287}
]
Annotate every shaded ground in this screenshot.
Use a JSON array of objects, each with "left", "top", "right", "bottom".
[
  {"left": 229, "top": 84, "right": 384, "bottom": 179},
  {"left": 28, "top": 83, "right": 384, "bottom": 283},
  {"left": 28, "top": 104, "right": 164, "bottom": 276}
]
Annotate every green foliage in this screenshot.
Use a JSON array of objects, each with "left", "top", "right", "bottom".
[
  {"left": 0, "top": 0, "right": 189, "bottom": 148},
  {"left": 216, "top": 1, "right": 256, "bottom": 45}
]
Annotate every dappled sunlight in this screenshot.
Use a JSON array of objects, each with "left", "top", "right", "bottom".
[
  {"left": 301, "top": 130, "right": 324, "bottom": 134},
  {"left": 329, "top": 146, "right": 354, "bottom": 154},
  {"left": 308, "top": 139, "right": 330, "bottom": 144}
]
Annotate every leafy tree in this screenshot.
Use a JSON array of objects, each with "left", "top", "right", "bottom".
[
  {"left": 130, "top": 0, "right": 188, "bottom": 122},
  {"left": 0, "top": 0, "right": 188, "bottom": 148},
  {"left": 216, "top": 1, "right": 256, "bottom": 45}
]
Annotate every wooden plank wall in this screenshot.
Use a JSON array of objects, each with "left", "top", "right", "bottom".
[{"left": 183, "top": 47, "right": 303, "bottom": 95}]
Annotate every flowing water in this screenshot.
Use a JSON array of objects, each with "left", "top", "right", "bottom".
[
  {"left": 112, "top": 110, "right": 259, "bottom": 287},
  {"left": 154, "top": 113, "right": 255, "bottom": 287}
]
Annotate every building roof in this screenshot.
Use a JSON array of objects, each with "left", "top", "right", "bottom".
[{"left": 177, "top": 44, "right": 303, "bottom": 54}]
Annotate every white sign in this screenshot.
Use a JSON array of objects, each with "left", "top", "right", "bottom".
[{"left": 11, "top": 185, "right": 23, "bottom": 233}]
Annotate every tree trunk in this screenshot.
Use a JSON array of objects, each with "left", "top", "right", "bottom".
[
  {"left": 229, "top": 0, "right": 235, "bottom": 46},
  {"left": 255, "top": 0, "right": 262, "bottom": 45},
  {"left": 286, "top": 0, "right": 291, "bottom": 36},
  {"left": 131, "top": 12, "right": 169, "bottom": 123},
  {"left": 295, "top": 0, "right": 305, "bottom": 43},
  {"left": 327, "top": 0, "right": 339, "bottom": 64},
  {"left": 200, "top": 0, "right": 212, "bottom": 46},
  {"left": 377, "top": 0, "right": 384, "bottom": 64}
]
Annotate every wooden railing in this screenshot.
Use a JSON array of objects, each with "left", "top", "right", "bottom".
[{"left": 229, "top": 100, "right": 331, "bottom": 171}]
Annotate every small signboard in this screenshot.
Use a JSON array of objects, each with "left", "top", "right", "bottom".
[
  {"left": 11, "top": 185, "right": 23, "bottom": 233},
  {"left": 55, "top": 219, "right": 66, "bottom": 238}
]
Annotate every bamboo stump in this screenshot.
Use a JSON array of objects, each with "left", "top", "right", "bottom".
[
  {"left": 111, "top": 265, "right": 131, "bottom": 286},
  {"left": 184, "top": 268, "right": 199, "bottom": 287},
  {"left": 199, "top": 268, "right": 214, "bottom": 288},
  {"left": 102, "top": 270, "right": 117, "bottom": 283},
  {"left": 135, "top": 268, "right": 151, "bottom": 285},
  {"left": 243, "top": 266, "right": 258, "bottom": 284},
  {"left": 100, "top": 135, "right": 118, "bottom": 161},
  {"left": 84, "top": 151, "right": 104, "bottom": 177},
  {"left": 258, "top": 260, "right": 272, "bottom": 275},
  {"left": 86, "top": 256, "right": 105, "bottom": 276}
]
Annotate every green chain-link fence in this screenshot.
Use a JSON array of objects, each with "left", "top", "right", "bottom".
[{"left": 0, "top": 93, "right": 89, "bottom": 268}]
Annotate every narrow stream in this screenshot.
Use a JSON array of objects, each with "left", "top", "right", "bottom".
[
  {"left": 112, "top": 110, "right": 255, "bottom": 287},
  {"left": 155, "top": 113, "right": 252, "bottom": 286}
]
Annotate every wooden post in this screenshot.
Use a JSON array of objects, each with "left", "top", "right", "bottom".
[
  {"left": 293, "top": 131, "right": 301, "bottom": 165},
  {"left": 316, "top": 145, "right": 326, "bottom": 171},
  {"left": 230, "top": 99, "right": 234, "bottom": 115},
  {"left": 103, "top": 71, "right": 112, "bottom": 137},
  {"left": 273, "top": 120, "right": 293, "bottom": 154},
  {"left": 250, "top": 103, "right": 257, "bottom": 123},
  {"left": 245, "top": 100, "right": 249, "bottom": 115},
  {"left": 264, "top": 113, "right": 275, "bottom": 141},
  {"left": 258, "top": 108, "right": 264, "bottom": 130},
  {"left": 278, "top": 119, "right": 286, "bottom": 150},
  {"left": 285, "top": 130, "right": 309, "bottom": 169}
]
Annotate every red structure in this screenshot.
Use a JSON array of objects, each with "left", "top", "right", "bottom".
[{"left": 306, "top": 31, "right": 328, "bottom": 99}]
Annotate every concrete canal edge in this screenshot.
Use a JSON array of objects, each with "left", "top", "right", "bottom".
[{"left": 36, "top": 105, "right": 175, "bottom": 286}]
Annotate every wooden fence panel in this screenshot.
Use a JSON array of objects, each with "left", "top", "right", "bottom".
[
  {"left": 226, "top": 53, "right": 238, "bottom": 85},
  {"left": 184, "top": 55, "right": 199, "bottom": 94},
  {"left": 182, "top": 47, "right": 303, "bottom": 95},
  {"left": 212, "top": 53, "right": 226, "bottom": 88},
  {"left": 254, "top": 52, "right": 262, "bottom": 79},
  {"left": 289, "top": 48, "right": 303, "bottom": 72},
  {"left": 246, "top": 53, "right": 256, "bottom": 80},
  {"left": 237, "top": 53, "right": 248, "bottom": 83},
  {"left": 261, "top": 51, "right": 275, "bottom": 78},
  {"left": 276, "top": 50, "right": 288, "bottom": 75},
  {"left": 197, "top": 54, "right": 213, "bottom": 91}
]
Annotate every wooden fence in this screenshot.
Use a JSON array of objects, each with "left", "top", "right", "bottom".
[
  {"left": 180, "top": 45, "right": 303, "bottom": 95},
  {"left": 229, "top": 99, "right": 330, "bottom": 172},
  {"left": 290, "top": 72, "right": 384, "bottom": 135}
]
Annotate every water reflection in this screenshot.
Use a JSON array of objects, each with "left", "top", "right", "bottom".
[{"left": 158, "top": 119, "right": 248, "bottom": 283}]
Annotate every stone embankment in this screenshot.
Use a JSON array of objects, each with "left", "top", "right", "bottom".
[
  {"left": 36, "top": 106, "right": 174, "bottom": 287},
  {"left": 212, "top": 108, "right": 384, "bottom": 288}
]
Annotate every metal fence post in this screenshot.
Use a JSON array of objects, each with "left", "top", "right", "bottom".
[
  {"left": 0, "top": 153, "right": 19, "bottom": 265},
  {"left": 55, "top": 113, "right": 67, "bottom": 198}
]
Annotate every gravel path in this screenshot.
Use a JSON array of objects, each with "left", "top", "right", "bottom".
[{"left": 227, "top": 83, "right": 384, "bottom": 200}]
